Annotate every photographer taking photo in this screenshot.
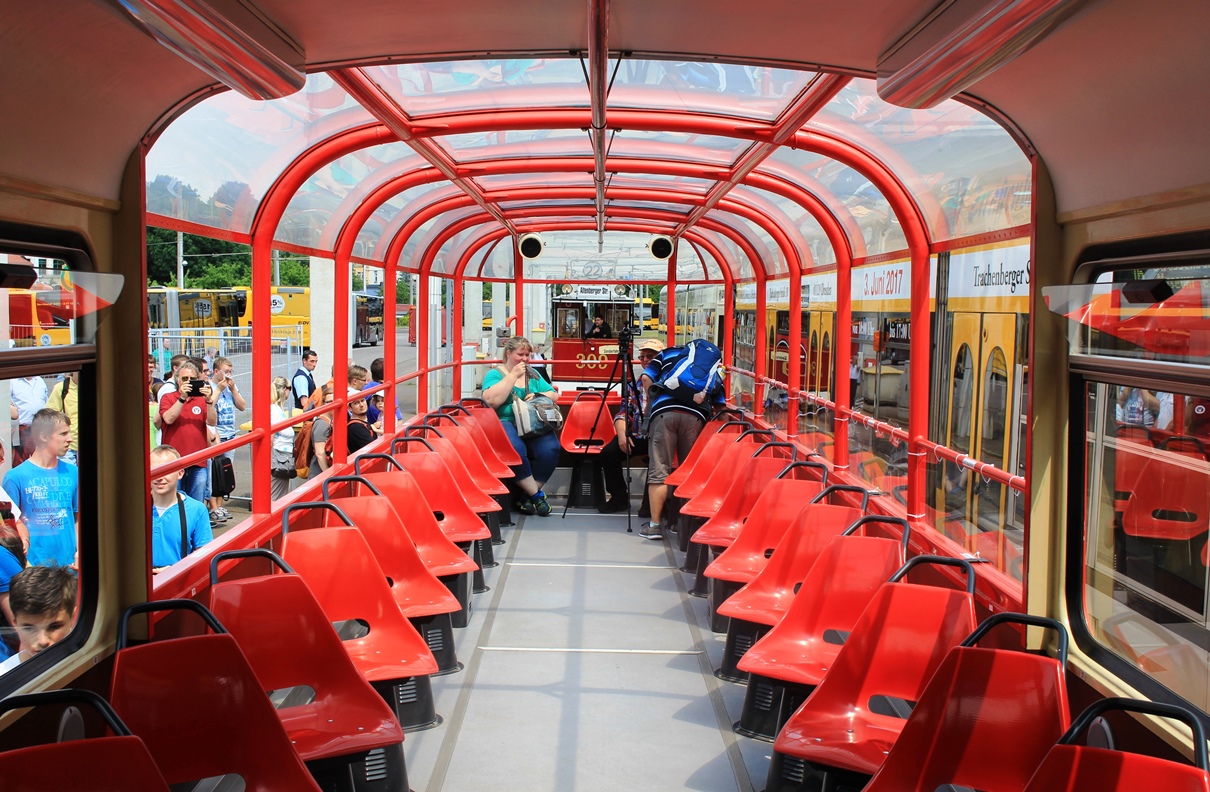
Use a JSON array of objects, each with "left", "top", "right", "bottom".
[{"left": 157, "top": 362, "right": 217, "bottom": 504}]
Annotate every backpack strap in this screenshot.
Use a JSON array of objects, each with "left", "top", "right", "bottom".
[{"left": 176, "top": 493, "right": 189, "bottom": 557}]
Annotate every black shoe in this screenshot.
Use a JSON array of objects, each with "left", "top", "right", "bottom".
[
  {"left": 599, "top": 496, "right": 627, "bottom": 514},
  {"left": 533, "top": 494, "right": 552, "bottom": 517},
  {"left": 517, "top": 499, "right": 537, "bottom": 516}
]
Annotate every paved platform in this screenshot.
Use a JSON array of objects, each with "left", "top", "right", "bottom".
[{"left": 403, "top": 496, "right": 771, "bottom": 792}]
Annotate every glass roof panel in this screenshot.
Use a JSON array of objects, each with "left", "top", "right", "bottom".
[
  {"left": 764, "top": 149, "right": 906, "bottom": 258},
  {"left": 610, "top": 60, "right": 817, "bottom": 121},
  {"left": 605, "top": 172, "right": 714, "bottom": 195},
  {"left": 433, "top": 128, "right": 591, "bottom": 162},
  {"left": 519, "top": 231, "right": 708, "bottom": 282},
  {"left": 807, "top": 79, "right": 1032, "bottom": 242},
  {"left": 274, "top": 142, "right": 419, "bottom": 250},
  {"left": 474, "top": 172, "right": 595, "bottom": 194},
  {"left": 474, "top": 238, "right": 515, "bottom": 280},
  {"left": 724, "top": 185, "right": 815, "bottom": 271},
  {"left": 147, "top": 72, "right": 374, "bottom": 235},
  {"left": 357, "top": 181, "right": 463, "bottom": 262},
  {"left": 704, "top": 210, "right": 786, "bottom": 277},
  {"left": 731, "top": 184, "right": 837, "bottom": 270},
  {"left": 361, "top": 59, "right": 589, "bottom": 118},
  {"left": 693, "top": 228, "right": 752, "bottom": 281},
  {"left": 610, "top": 129, "right": 750, "bottom": 166}
]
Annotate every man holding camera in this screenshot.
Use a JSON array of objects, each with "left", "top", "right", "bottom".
[{"left": 157, "top": 361, "right": 217, "bottom": 504}]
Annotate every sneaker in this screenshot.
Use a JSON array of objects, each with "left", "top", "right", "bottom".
[
  {"left": 209, "top": 510, "right": 223, "bottom": 527},
  {"left": 516, "top": 499, "right": 537, "bottom": 516},
  {"left": 213, "top": 507, "right": 230, "bottom": 521},
  {"left": 638, "top": 523, "right": 663, "bottom": 541},
  {"left": 533, "top": 494, "right": 552, "bottom": 517}
]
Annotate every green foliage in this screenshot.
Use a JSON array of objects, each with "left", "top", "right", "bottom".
[
  {"left": 146, "top": 227, "right": 253, "bottom": 287},
  {"left": 276, "top": 257, "right": 310, "bottom": 286}
]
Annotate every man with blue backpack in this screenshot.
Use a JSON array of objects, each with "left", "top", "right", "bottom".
[{"left": 638, "top": 339, "right": 726, "bottom": 540}]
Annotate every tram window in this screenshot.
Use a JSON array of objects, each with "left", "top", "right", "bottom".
[
  {"left": 1082, "top": 380, "right": 1210, "bottom": 707},
  {"left": 976, "top": 348, "right": 1009, "bottom": 533}
]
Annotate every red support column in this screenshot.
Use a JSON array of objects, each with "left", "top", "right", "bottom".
[
  {"left": 249, "top": 237, "right": 273, "bottom": 514},
  {"left": 384, "top": 255, "right": 398, "bottom": 435},
  {"left": 332, "top": 254, "right": 350, "bottom": 467},
  {"left": 513, "top": 241, "right": 524, "bottom": 337},
  {"left": 452, "top": 275, "right": 464, "bottom": 396},
  {"left": 665, "top": 246, "right": 677, "bottom": 349}
]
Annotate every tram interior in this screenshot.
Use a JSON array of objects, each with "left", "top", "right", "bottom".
[{"left": 3, "top": 0, "right": 1210, "bottom": 789}]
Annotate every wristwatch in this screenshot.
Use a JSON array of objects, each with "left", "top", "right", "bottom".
[{"left": 178, "top": 396, "right": 188, "bottom": 404}]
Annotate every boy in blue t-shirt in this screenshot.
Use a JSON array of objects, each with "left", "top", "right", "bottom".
[
  {"left": 150, "top": 445, "right": 213, "bottom": 573},
  {"left": 1, "top": 409, "right": 78, "bottom": 568}
]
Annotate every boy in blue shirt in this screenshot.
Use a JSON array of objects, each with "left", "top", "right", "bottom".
[
  {"left": 2, "top": 409, "right": 78, "bottom": 568},
  {"left": 150, "top": 445, "right": 213, "bottom": 573}
]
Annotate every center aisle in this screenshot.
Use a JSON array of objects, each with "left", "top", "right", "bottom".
[{"left": 404, "top": 502, "right": 771, "bottom": 791}]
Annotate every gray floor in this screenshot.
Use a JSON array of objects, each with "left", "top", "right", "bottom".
[{"left": 403, "top": 475, "right": 772, "bottom": 792}]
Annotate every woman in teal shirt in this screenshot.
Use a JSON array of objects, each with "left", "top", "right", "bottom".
[{"left": 482, "top": 336, "right": 560, "bottom": 516}]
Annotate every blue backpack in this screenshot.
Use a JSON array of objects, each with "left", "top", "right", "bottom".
[{"left": 653, "top": 339, "right": 725, "bottom": 404}]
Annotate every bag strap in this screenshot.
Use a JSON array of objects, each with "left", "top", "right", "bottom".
[
  {"left": 61, "top": 377, "right": 70, "bottom": 400},
  {"left": 176, "top": 493, "right": 189, "bottom": 557}
]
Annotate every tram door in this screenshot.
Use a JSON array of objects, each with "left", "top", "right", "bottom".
[
  {"left": 938, "top": 312, "right": 1017, "bottom": 563},
  {"left": 806, "top": 311, "right": 834, "bottom": 398}
]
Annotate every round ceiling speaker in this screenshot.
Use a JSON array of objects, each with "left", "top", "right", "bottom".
[
  {"left": 649, "top": 235, "right": 674, "bottom": 260},
  {"left": 518, "top": 232, "right": 544, "bottom": 259}
]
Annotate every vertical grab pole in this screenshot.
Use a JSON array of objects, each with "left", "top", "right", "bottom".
[
  {"left": 417, "top": 269, "right": 430, "bottom": 414},
  {"left": 754, "top": 268, "right": 767, "bottom": 420},
  {"left": 452, "top": 275, "right": 464, "bottom": 396},
  {"left": 513, "top": 240, "right": 525, "bottom": 337},
  {"left": 665, "top": 245, "right": 678, "bottom": 348},
  {"left": 787, "top": 269, "right": 803, "bottom": 440},
  {"left": 908, "top": 246, "right": 931, "bottom": 522},
  {"left": 834, "top": 247, "right": 853, "bottom": 472}
]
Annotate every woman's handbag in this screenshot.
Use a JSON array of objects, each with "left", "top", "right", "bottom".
[
  {"left": 513, "top": 392, "right": 564, "bottom": 438},
  {"left": 271, "top": 444, "right": 298, "bottom": 479}
]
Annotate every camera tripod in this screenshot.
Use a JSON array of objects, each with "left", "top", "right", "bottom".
[{"left": 560, "top": 327, "right": 644, "bottom": 533}]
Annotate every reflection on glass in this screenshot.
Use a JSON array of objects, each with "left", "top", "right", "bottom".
[
  {"left": 1084, "top": 381, "right": 1210, "bottom": 710},
  {"left": 0, "top": 369, "right": 83, "bottom": 674}
]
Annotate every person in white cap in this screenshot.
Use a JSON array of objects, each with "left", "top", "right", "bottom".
[{"left": 598, "top": 337, "right": 664, "bottom": 513}]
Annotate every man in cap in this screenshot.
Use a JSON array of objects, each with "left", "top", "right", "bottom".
[{"left": 598, "top": 337, "right": 664, "bottom": 513}]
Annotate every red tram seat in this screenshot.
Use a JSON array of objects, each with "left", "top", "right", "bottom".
[
  {"left": 560, "top": 392, "right": 612, "bottom": 509},
  {"left": 445, "top": 398, "right": 523, "bottom": 466},
  {"left": 715, "top": 495, "right": 882, "bottom": 683},
  {"left": 400, "top": 427, "right": 508, "bottom": 500},
  {"left": 422, "top": 412, "right": 514, "bottom": 479},
  {"left": 438, "top": 404, "right": 520, "bottom": 473},
  {"left": 861, "top": 614, "right": 1071, "bottom": 792},
  {"left": 207, "top": 550, "right": 409, "bottom": 789},
  {"left": 1113, "top": 432, "right": 1154, "bottom": 513},
  {"left": 674, "top": 428, "right": 772, "bottom": 503},
  {"left": 109, "top": 600, "right": 323, "bottom": 791},
  {"left": 768, "top": 557, "right": 979, "bottom": 791},
  {"left": 733, "top": 524, "right": 909, "bottom": 738},
  {"left": 681, "top": 441, "right": 797, "bottom": 521},
  {"left": 1121, "top": 455, "right": 1210, "bottom": 540},
  {"left": 329, "top": 472, "right": 480, "bottom": 629},
  {"left": 281, "top": 526, "right": 441, "bottom": 731},
  {"left": 298, "top": 496, "right": 463, "bottom": 673},
  {"left": 559, "top": 391, "right": 610, "bottom": 454},
  {"left": 692, "top": 458, "right": 826, "bottom": 549},
  {"left": 1023, "top": 698, "right": 1210, "bottom": 792},
  {"left": 663, "top": 418, "right": 752, "bottom": 488},
  {"left": 0, "top": 689, "right": 170, "bottom": 792},
  {"left": 703, "top": 477, "right": 830, "bottom": 586},
  {"left": 358, "top": 453, "right": 490, "bottom": 543}
]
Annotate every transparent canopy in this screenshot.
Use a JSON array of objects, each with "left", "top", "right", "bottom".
[{"left": 146, "top": 56, "right": 1033, "bottom": 275}]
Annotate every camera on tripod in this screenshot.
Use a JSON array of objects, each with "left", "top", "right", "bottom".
[{"left": 617, "top": 325, "right": 634, "bottom": 357}]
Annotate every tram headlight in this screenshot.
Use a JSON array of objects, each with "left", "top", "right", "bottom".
[
  {"left": 518, "top": 233, "right": 544, "bottom": 259},
  {"left": 648, "top": 235, "right": 674, "bottom": 260}
]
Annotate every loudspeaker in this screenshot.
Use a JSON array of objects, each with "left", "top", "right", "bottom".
[
  {"left": 649, "top": 235, "right": 674, "bottom": 260},
  {"left": 518, "top": 232, "right": 544, "bottom": 259}
]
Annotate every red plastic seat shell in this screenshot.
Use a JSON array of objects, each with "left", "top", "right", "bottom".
[
  {"left": 1024, "top": 744, "right": 1210, "bottom": 792},
  {"left": 208, "top": 573, "right": 406, "bottom": 762},
  {"left": 705, "top": 479, "right": 829, "bottom": 584},
  {"left": 692, "top": 461, "right": 820, "bottom": 548},
  {"left": 318, "top": 495, "right": 461, "bottom": 617},
  {"left": 774, "top": 581, "right": 978, "bottom": 774},
  {"left": 375, "top": 457, "right": 490, "bottom": 542},
  {"left": 459, "top": 403, "right": 523, "bottom": 465},
  {"left": 735, "top": 535, "right": 904, "bottom": 684},
  {"left": 333, "top": 486, "right": 478, "bottom": 575},
  {"left": 1121, "top": 455, "right": 1210, "bottom": 540},
  {"left": 863, "top": 646, "right": 1071, "bottom": 792},
  {"left": 0, "top": 736, "right": 171, "bottom": 791},
  {"left": 716, "top": 503, "right": 866, "bottom": 626},
  {"left": 560, "top": 393, "right": 610, "bottom": 455},
  {"left": 429, "top": 419, "right": 514, "bottom": 480},
  {"left": 402, "top": 434, "right": 507, "bottom": 500},
  {"left": 110, "top": 633, "right": 323, "bottom": 790},
  {"left": 664, "top": 420, "right": 747, "bottom": 488},
  {"left": 281, "top": 526, "right": 440, "bottom": 680},
  {"left": 675, "top": 432, "right": 764, "bottom": 503}
]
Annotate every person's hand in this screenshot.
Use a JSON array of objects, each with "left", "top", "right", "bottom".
[
  {"left": 178, "top": 379, "right": 193, "bottom": 399},
  {"left": 693, "top": 392, "right": 706, "bottom": 404},
  {"left": 509, "top": 360, "right": 528, "bottom": 380},
  {"left": 525, "top": 392, "right": 536, "bottom": 401},
  {"left": 199, "top": 383, "right": 213, "bottom": 402},
  {"left": 152, "top": 566, "right": 165, "bottom": 575},
  {"left": 618, "top": 433, "right": 632, "bottom": 454}
]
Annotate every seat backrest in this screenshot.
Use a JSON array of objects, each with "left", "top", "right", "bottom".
[
  {"left": 456, "top": 402, "right": 523, "bottom": 465},
  {"left": 110, "top": 632, "right": 321, "bottom": 790},
  {"left": 208, "top": 572, "right": 403, "bottom": 740},
  {"left": 708, "top": 478, "right": 828, "bottom": 575},
  {"left": 560, "top": 393, "right": 611, "bottom": 453},
  {"left": 0, "top": 736, "right": 170, "bottom": 791},
  {"left": 438, "top": 408, "right": 516, "bottom": 469},
  {"left": 684, "top": 445, "right": 794, "bottom": 518},
  {"left": 664, "top": 420, "right": 749, "bottom": 487},
  {"left": 723, "top": 505, "right": 873, "bottom": 620},
  {"left": 393, "top": 439, "right": 499, "bottom": 507},
  {"left": 800, "top": 579, "right": 978, "bottom": 719},
  {"left": 1113, "top": 442, "right": 1153, "bottom": 511},
  {"left": 328, "top": 486, "right": 477, "bottom": 575},
  {"left": 425, "top": 415, "right": 513, "bottom": 478},
  {"left": 403, "top": 428, "right": 504, "bottom": 497},
  {"left": 676, "top": 430, "right": 770, "bottom": 500},
  {"left": 865, "top": 646, "right": 1070, "bottom": 792},
  {"left": 1122, "top": 455, "right": 1210, "bottom": 540},
  {"left": 694, "top": 454, "right": 802, "bottom": 542},
  {"left": 1026, "top": 745, "right": 1210, "bottom": 792}
]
